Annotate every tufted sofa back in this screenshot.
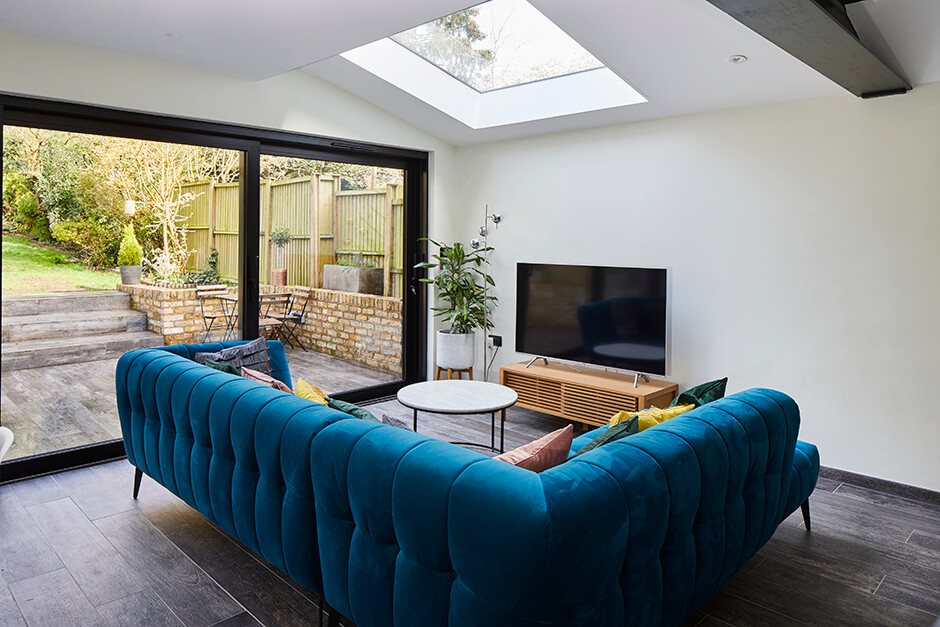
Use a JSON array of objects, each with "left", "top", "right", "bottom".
[
  {"left": 116, "top": 342, "right": 350, "bottom": 595},
  {"left": 311, "top": 388, "right": 819, "bottom": 627}
]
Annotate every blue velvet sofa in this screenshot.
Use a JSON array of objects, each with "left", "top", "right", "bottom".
[{"left": 116, "top": 341, "right": 819, "bottom": 627}]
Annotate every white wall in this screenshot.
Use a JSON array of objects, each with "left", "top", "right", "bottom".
[{"left": 455, "top": 83, "right": 940, "bottom": 491}]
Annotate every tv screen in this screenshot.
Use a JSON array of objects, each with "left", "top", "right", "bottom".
[{"left": 515, "top": 263, "right": 668, "bottom": 375}]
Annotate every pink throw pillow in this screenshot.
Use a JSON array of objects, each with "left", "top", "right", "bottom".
[
  {"left": 241, "top": 367, "right": 293, "bottom": 394},
  {"left": 494, "top": 424, "right": 573, "bottom": 472}
]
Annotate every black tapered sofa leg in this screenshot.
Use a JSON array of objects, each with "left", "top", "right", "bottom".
[
  {"left": 325, "top": 602, "right": 341, "bottom": 627},
  {"left": 133, "top": 467, "right": 143, "bottom": 499},
  {"left": 801, "top": 498, "right": 811, "bottom": 530}
]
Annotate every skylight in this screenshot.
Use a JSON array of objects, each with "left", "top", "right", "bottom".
[
  {"left": 389, "top": 0, "right": 604, "bottom": 93},
  {"left": 340, "top": 0, "right": 646, "bottom": 129}
]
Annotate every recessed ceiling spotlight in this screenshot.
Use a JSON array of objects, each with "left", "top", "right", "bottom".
[
  {"left": 165, "top": 32, "right": 183, "bottom": 38},
  {"left": 729, "top": 54, "right": 748, "bottom": 64}
]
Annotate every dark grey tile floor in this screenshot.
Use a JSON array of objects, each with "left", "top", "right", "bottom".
[{"left": 2, "top": 399, "right": 938, "bottom": 626}]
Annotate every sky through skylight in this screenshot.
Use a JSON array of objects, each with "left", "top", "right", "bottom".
[{"left": 390, "top": 0, "right": 604, "bottom": 93}]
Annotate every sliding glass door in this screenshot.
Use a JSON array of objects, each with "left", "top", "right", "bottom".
[{"left": 0, "top": 94, "right": 428, "bottom": 480}]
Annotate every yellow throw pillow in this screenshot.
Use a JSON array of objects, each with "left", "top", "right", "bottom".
[
  {"left": 610, "top": 404, "right": 696, "bottom": 431},
  {"left": 295, "top": 378, "right": 329, "bottom": 405}
]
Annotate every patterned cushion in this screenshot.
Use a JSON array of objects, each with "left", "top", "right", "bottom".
[
  {"left": 381, "top": 414, "right": 414, "bottom": 431},
  {"left": 195, "top": 337, "right": 272, "bottom": 375}
]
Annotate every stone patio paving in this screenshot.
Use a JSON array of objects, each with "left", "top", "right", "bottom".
[{"left": 0, "top": 346, "right": 399, "bottom": 462}]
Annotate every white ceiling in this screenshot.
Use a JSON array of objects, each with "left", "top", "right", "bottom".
[{"left": 1, "top": 0, "right": 937, "bottom": 145}]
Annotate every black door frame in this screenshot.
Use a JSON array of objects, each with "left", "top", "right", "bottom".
[{"left": 0, "top": 92, "right": 428, "bottom": 481}]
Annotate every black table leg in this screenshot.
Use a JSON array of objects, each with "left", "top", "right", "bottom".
[
  {"left": 413, "top": 408, "right": 418, "bottom": 432},
  {"left": 491, "top": 412, "right": 496, "bottom": 450},
  {"left": 499, "top": 409, "right": 506, "bottom": 453}
]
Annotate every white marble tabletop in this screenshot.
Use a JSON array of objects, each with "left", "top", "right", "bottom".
[{"left": 396, "top": 380, "right": 518, "bottom": 414}]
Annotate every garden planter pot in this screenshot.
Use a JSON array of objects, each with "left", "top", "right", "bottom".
[
  {"left": 120, "top": 265, "right": 142, "bottom": 285},
  {"left": 322, "top": 264, "right": 383, "bottom": 295},
  {"left": 272, "top": 268, "right": 287, "bottom": 286},
  {"left": 436, "top": 330, "right": 475, "bottom": 371}
]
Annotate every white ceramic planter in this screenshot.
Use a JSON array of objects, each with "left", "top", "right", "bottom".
[{"left": 436, "top": 329, "right": 475, "bottom": 370}]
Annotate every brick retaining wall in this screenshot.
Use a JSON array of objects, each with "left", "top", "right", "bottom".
[{"left": 117, "top": 284, "right": 402, "bottom": 373}]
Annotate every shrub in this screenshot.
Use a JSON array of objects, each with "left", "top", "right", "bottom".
[
  {"left": 3, "top": 172, "right": 51, "bottom": 241},
  {"left": 117, "top": 224, "right": 143, "bottom": 266},
  {"left": 184, "top": 248, "right": 224, "bottom": 285},
  {"left": 51, "top": 217, "right": 121, "bottom": 267}
]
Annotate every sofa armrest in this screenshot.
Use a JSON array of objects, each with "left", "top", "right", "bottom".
[
  {"left": 115, "top": 346, "right": 342, "bottom": 594},
  {"left": 157, "top": 340, "right": 292, "bottom": 389}
]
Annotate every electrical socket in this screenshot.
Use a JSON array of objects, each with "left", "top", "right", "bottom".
[{"left": 487, "top": 334, "right": 502, "bottom": 349}]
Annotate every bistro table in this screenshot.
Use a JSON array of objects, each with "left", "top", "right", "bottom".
[{"left": 217, "top": 291, "right": 291, "bottom": 340}]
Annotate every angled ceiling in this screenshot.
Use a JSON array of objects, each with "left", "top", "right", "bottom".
[{"left": 1, "top": 0, "right": 937, "bottom": 145}]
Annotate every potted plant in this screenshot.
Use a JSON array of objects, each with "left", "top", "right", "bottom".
[
  {"left": 415, "top": 238, "right": 496, "bottom": 373},
  {"left": 117, "top": 223, "right": 143, "bottom": 284},
  {"left": 269, "top": 226, "right": 291, "bottom": 286}
]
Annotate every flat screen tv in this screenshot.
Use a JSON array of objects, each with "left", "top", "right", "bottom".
[{"left": 515, "top": 263, "right": 668, "bottom": 375}]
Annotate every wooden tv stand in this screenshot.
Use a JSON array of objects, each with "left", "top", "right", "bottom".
[{"left": 499, "top": 361, "right": 678, "bottom": 428}]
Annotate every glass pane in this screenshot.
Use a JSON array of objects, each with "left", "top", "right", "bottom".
[
  {"left": 257, "top": 155, "right": 404, "bottom": 394},
  {"left": 1, "top": 126, "right": 241, "bottom": 461},
  {"left": 390, "top": 0, "right": 603, "bottom": 93}
]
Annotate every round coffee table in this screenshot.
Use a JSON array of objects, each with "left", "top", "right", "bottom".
[{"left": 396, "top": 380, "right": 518, "bottom": 452}]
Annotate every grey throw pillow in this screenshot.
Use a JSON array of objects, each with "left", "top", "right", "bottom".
[
  {"left": 381, "top": 414, "right": 414, "bottom": 431},
  {"left": 195, "top": 338, "right": 272, "bottom": 375}
]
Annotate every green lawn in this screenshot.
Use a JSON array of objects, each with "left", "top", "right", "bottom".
[{"left": 2, "top": 234, "right": 120, "bottom": 295}]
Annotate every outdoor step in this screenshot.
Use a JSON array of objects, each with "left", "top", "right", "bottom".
[
  {"left": 1, "top": 291, "right": 130, "bottom": 317},
  {"left": 0, "top": 331, "right": 165, "bottom": 371},
  {"left": 0, "top": 310, "right": 148, "bottom": 343}
]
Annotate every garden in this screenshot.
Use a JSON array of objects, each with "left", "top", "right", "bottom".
[{"left": 2, "top": 126, "right": 404, "bottom": 292}]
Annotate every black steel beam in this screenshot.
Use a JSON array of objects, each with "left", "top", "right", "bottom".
[{"left": 705, "top": 0, "right": 911, "bottom": 98}]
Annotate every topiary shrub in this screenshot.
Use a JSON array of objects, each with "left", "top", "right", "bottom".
[{"left": 117, "top": 224, "right": 143, "bottom": 267}]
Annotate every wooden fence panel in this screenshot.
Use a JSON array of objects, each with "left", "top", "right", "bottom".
[
  {"left": 259, "top": 181, "right": 271, "bottom": 283},
  {"left": 214, "top": 183, "right": 240, "bottom": 281},
  {"left": 334, "top": 189, "right": 386, "bottom": 269},
  {"left": 266, "top": 177, "right": 311, "bottom": 286},
  {"left": 182, "top": 176, "right": 402, "bottom": 296},
  {"left": 182, "top": 181, "right": 213, "bottom": 270},
  {"left": 391, "top": 187, "right": 404, "bottom": 298},
  {"left": 318, "top": 176, "right": 336, "bottom": 277}
]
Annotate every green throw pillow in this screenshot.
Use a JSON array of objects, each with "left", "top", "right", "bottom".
[
  {"left": 571, "top": 416, "right": 639, "bottom": 458},
  {"left": 669, "top": 377, "right": 728, "bottom": 408},
  {"left": 327, "top": 398, "right": 381, "bottom": 423},
  {"left": 205, "top": 359, "right": 240, "bottom": 376}
]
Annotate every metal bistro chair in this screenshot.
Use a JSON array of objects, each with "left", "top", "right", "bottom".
[
  {"left": 267, "top": 286, "right": 311, "bottom": 351},
  {"left": 258, "top": 291, "right": 292, "bottom": 342},
  {"left": 196, "top": 284, "right": 231, "bottom": 342}
]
